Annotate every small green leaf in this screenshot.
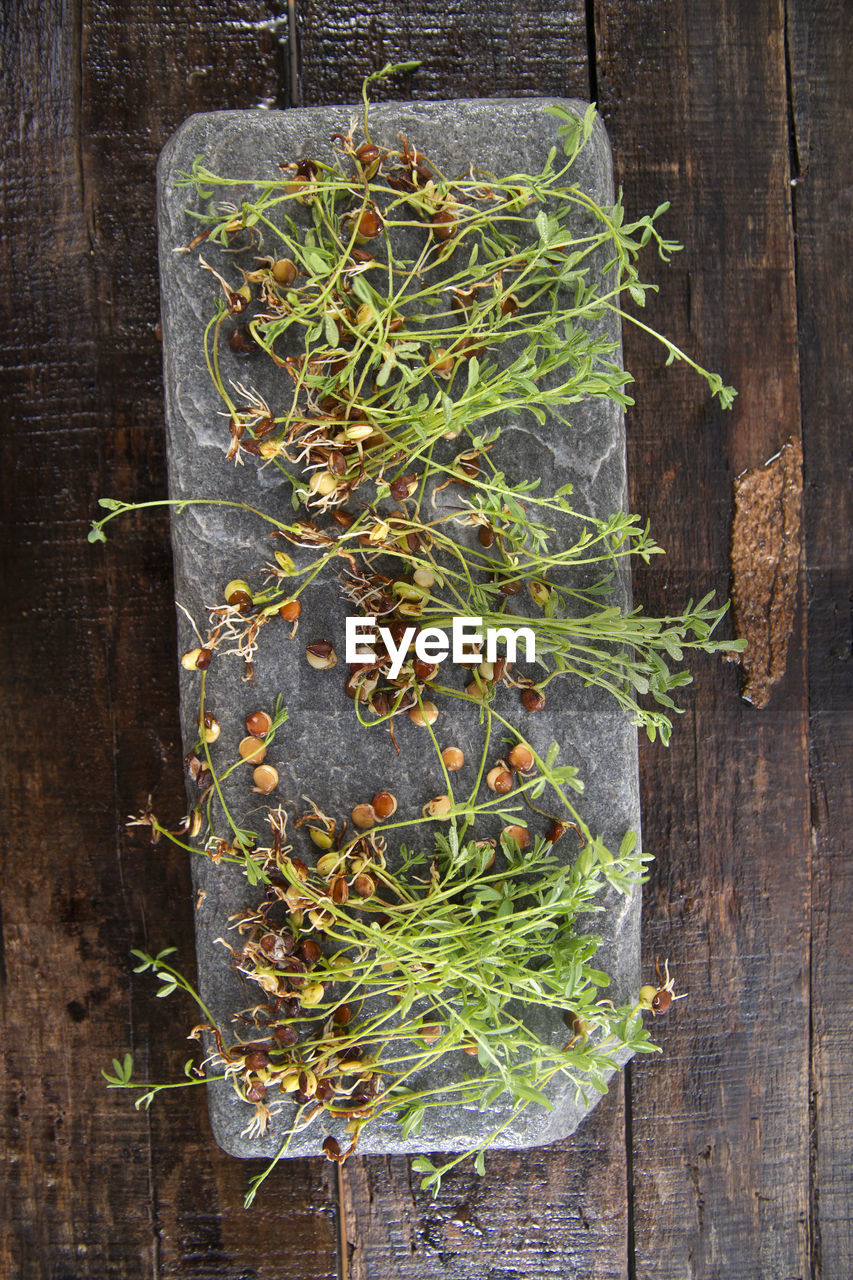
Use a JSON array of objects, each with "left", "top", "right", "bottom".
[{"left": 323, "top": 311, "right": 339, "bottom": 348}]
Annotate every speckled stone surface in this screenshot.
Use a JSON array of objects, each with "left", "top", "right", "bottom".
[{"left": 156, "top": 99, "right": 640, "bottom": 1160}]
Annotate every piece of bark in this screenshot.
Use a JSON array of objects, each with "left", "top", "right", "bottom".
[{"left": 730, "top": 437, "right": 803, "bottom": 708}]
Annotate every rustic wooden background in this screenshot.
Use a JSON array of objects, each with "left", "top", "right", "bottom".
[{"left": 1, "top": 2, "right": 849, "bottom": 1277}]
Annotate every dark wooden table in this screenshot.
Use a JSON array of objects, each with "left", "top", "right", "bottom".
[{"left": 2, "top": 3, "right": 849, "bottom": 1277}]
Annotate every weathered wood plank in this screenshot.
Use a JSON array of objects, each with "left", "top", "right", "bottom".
[
  {"left": 0, "top": 2, "right": 337, "bottom": 1276},
  {"left": 297, "top": 6, "right": 639, "bottom": 1279},
  {"left": 788, "top": 2, "right": 853, "bottom": 1275},
  {"left": 594, "top": 1, "right": 811, "bottom": 1276},
  {"left": 340, "top": 1085, "right": 629, "bottom": 1280},
  {"left": 298, "top": 0, "right": 590, "bottom": 104}
]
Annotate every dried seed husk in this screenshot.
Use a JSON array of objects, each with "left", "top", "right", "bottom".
[{"left": 422, "top": 794, "right": 452, "bottom": 820}]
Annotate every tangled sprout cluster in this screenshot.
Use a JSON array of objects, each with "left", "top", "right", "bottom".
[{"left": 97, "top": 66, "right": 736, "bottom": 1200}]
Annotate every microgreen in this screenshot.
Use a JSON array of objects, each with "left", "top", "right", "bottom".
[{"left": 100, "top": 71, "right": 737, "bottom": 1199}]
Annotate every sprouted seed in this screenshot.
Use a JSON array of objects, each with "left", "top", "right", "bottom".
[{"left": 96, "top": 62, "right": 742, "bottom": 1202}]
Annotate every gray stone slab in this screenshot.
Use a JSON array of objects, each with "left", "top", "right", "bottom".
[{"left": 156, "top": 98, "right": 640, "bottom": 1161}]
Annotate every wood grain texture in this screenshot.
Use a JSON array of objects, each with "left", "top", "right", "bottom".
[
  {"left": 340, "top": 1085, "right": 630, "bottom": 1280},
  {"left": 297, "top": 0, "right": 591, "bottom": 104},
  {"left": 0, "top": 2, "right": 337, "bottom": 1277},
  {"left": 787, "top": 2, "right": 853, "bottom": 1276},
  {"left": 593, "top": 0, "right": 811, "bottom": 1277},
  {"left": 2, "top": 0, "right": 847, "bottom": 1277}
]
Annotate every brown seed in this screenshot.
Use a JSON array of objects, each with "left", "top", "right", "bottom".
[
  {"left": 330, "top": 875, "right": 349, "bottom": 905},
  {"left": 352, "top": 803, "right": 377, "bottom": 829},
  {"left": 228, "top": 326, "right": 255, "bottom": 357},
  {"left": 260, "top": 932, "right": 295, "bottom": 960},
  {"left": 279, "top": 598, "right": 301, "bottom": 622},
  {"left": 245, "top": 709, "right": 273, "bottom": 737},
  {"left": 486, "top": 766, "right": 514, "bottom": 795},
  {"left": 431, "top": 207, "right": 457, "bottom": 240},
  {"left": 441, "top": 747, "right": 465, "bottom": 771},
  {"left": 239, "top": 734, "right": 266, "bottom": 763},
  {"left": 389, "top": 473, "right": 418, "bottom": 500},
  {"left": 502, "top": 824, "right": 530, "bottom": 850},
  {"left": 351, "top": 207, "right": 382, "bottom": 241},
  {"left": 306, "top": 640, "right": 338, "bottom": 670},
  {"left": 227, "top": 588, "right": 253, "bottom": 612},
  {"left": 272, "top": 257, "right": 298, "bottom": 286},
  {"left": 298, "top": 938, "right": 322, "bottom": 966},
  {"left": 322, "top": 1136, "right": 342, "bottom": 1161},
  {"left": 181, "top": 647, "right": 212, "bottom": 671},
  {"left": 244, "top": 1049, "right": 269, "bottom": 1070},
  {"left": 546, "top": 820, "right": 570, "bottom": 844},
  {"left": 507, "top": 743, "right": 535, "bottom": 772},
  {"left": 351, "top": 873, "right": 375, "bottom": 899},
  {"left": 521, "top": 688, "right": 546, "bottom": 712},
  {"left": 372, "top": 791, "right": 398, "bottom": 819},
  {"left": 478, "top": 524, "right": 495, "bottom": 548},
  {"left": 418, "top": 1023, "right": 443, "bottom": 1044},
  {"left": 331, "top": 509, "right": 355, "bottom": 529},
  {"left": 475, "top": 839, "right": 496, "bottom": 870},
  {"left": 652, "top": 989, "right": 673, "bottom": 1015},
  {"left": 499, "top": 579, "right": 522, "bottom": 596},
  {"left": 412, "top": 658, "right": 438, "bottom": 682},
  {"left": 252, "top": 764, "right": 279, "bottom": 794},
  {"left": 356, "top": 142, "right": 381, "bottom": 176},
  {"left": 333, "top": 1003, "right": 353, "bottom": 1025},
  {"left": 409, "top": 700, "right": 438, "bottom": 726},
  {"left": 428, "top": 347, "right": 454, "bottom": 377}
]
